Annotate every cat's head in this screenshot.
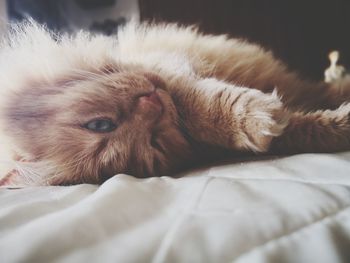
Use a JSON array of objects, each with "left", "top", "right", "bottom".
[{"left": 0, "top": 22, "right": 192, "bottom": 186}]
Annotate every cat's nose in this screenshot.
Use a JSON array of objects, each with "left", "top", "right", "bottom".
[
  {"left": 135, "top": 90, "right": 163, "bottom": 120},
  {"left": 141, "top": 90, "right": 161, "bottom": 103}
]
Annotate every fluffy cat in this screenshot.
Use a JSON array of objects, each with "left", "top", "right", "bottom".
[{"left": 0, "top": 21, "right": 349, "bottom": 186}]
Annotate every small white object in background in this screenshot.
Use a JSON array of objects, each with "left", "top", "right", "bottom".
[{"left": 324, "top": 50, "right": 346, "bottom": 83}]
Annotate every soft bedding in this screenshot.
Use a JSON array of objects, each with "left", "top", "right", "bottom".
[{"left": 1, "top": 152, "right": 350, "bottom": 263}]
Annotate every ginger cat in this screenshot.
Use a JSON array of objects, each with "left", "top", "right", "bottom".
[{"left": 0, "top": 21, "right": 349, "bottom": 186}]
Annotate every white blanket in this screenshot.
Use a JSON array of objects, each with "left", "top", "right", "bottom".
[{"left": 1, "top": 152, "right": 350, "bottom": 263}]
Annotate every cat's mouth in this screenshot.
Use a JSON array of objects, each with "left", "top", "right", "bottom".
[{"left": 150, "top": 134, "right": 166, "bottom": 154}]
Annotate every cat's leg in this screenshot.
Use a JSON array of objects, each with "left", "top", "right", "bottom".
[
  {"left": 271, "top": 103, "right": 350, "bottom": 153},
  {"left": 171, "top": 78, "right": 290, "bottom": 153},
  {"left": 265, "top": 73, "right": 350, "bottom": 111},
  {"left": 138, "top": 24, "right": 350, "bottom": 110},
  {"left": 173, "top": 28, "right": 350, "bottom": 111},
  {"left": 219, "top": 58, "right": 350, "bottom": 112}
]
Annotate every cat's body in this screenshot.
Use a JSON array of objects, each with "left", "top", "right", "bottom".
[{"left": 0, "top": 21, "right": 350, "bottom": 186}]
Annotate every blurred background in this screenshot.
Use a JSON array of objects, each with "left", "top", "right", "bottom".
[{"left": 0, "top": 0, "right": 349, "bottom": 81}]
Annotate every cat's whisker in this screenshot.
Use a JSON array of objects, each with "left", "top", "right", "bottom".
[
  {"left": 68, "top": 70, "right": 104, "bottom": 83},
  {"left": 69, "top": 68, "right": 114, "bottom": 82},
  {"left": 8, "top": 150, "right": 93, "bottom": 185},
  {"left": 69, "top": 65, "right": 124, "bottom": 86},
  {"left": 13, "top": 162, "right": 48, "bottom": 185}
]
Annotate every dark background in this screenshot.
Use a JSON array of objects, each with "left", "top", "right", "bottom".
[{"left": 139, "top": 0, "right": 350, "bottom": 81}]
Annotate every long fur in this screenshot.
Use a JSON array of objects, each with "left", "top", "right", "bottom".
[{"left": 0, "top": 21, "right": 349, "bottom": 186}]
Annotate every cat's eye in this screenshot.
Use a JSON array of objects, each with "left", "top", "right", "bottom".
[{"left": 84, "top": 118, "right": 117, "bottom": 133}]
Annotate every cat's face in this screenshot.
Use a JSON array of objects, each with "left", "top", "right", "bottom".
[{"left": 3, "top": 65, "right": 192, "bottom": 185}]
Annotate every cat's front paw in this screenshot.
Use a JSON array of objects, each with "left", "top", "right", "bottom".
[{"left": 234, "top": 90, "right": 290, "bottom": 152}]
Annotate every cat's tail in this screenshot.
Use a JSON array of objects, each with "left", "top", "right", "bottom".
[{"left": 270, "top": 102, "right": 350, "bottom": 153}]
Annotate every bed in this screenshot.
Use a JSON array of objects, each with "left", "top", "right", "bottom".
[{"left": 1, "top": 152, "right": 350, "bottom": 262}]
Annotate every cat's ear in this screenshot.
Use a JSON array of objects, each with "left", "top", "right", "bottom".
[
  {"left": 0, "top": 169, "right": 26, "bottom": 188},
  {"left": 0, "top": 154, "right": 39, "bottom": 188}
]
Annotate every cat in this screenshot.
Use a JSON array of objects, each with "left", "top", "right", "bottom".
[{"left": 0, "top": 21, "right": 349, "bottom": 186}]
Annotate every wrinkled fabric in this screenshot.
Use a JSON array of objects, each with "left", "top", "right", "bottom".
[{"left": 1, "top": 152, "right": 350, "bottom": 263}]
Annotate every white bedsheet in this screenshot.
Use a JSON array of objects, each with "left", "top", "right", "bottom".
[{"left": 1, "top": 152, "right": 350, "bottom": 263}]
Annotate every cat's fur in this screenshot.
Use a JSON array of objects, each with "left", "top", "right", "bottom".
[{"left": 0, "top": 21, "right": 349, "bottom": 186}]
